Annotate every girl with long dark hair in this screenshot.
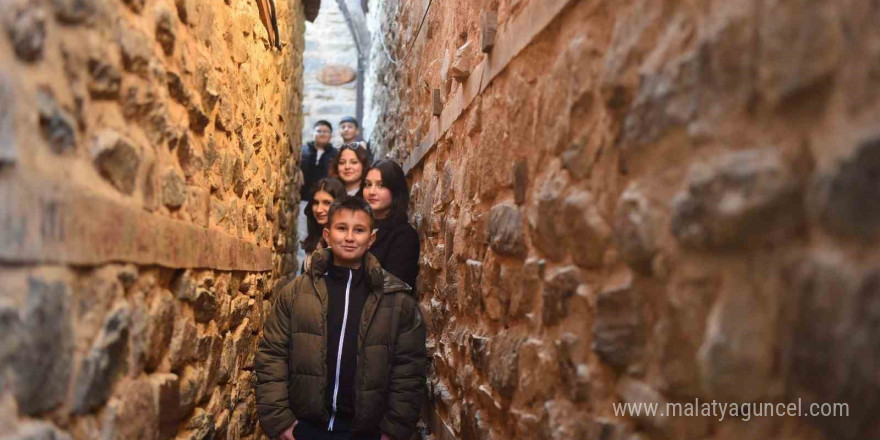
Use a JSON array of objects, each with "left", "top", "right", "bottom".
[
  {"left": 363, "top": 160, "right": 420, "bottom": 291},
  {"left": 301, "top": 177, "right": 346, "bottom": 271},
  {"left": 330, "top": 143, "right": 371, "bottom": 197}
]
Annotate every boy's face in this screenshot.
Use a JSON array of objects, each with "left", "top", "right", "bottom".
[
  {"left": 313, "top": 124, "right": 332, "bottom": 145},
  {"left": 322, "top": 209, "right": 376, "bottom": 267},
  {"left": 340, "top": 122, "right": 358, "bottom": 142}
]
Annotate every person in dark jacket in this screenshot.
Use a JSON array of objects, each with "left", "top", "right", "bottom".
[
  {"left": 362, "top": 160, "right": 420, "bottom": 293},
  {"left": 256, "top": 197, "right": 427, "bottom": 440},
  {"left": 300, "top": 120, "right": 338, "bottom": 201}
]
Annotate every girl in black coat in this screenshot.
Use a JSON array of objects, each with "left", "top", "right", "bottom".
[{"left": 363, "top": 160, "right": 420, "bottom": 292}]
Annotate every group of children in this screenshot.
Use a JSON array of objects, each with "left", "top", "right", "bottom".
[
  {"left": 302, "top": 146, "right": 420, "bottom": 293},
  {"left": 255, "top": 118, "right": 426, "bottom": 440}
]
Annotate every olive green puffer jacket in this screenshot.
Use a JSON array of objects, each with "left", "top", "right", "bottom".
[{"left": 255, "top": 249, "right": 427, "bottom": 440}]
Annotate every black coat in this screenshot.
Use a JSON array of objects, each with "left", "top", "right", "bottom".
[
  {"left": 370, "top": 217, "right": 420, "bottom": 293},
  {"left": 300, "top": 141, "right": 338, "bottom": 200}
]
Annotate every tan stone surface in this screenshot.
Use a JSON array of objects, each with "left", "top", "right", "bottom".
[
  {"left": 368, "top": 0, "right": 880, "bottom": 439},
  {"left": 0, "top": 0, "right": 307, "bottom": 436}
]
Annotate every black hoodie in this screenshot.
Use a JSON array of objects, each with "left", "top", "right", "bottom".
[
  {"left": 323, "top": 258, "right": 370, "bottom": 425},
  {"left": 300, "top": 141, "right": 338, "bottom": 200}
]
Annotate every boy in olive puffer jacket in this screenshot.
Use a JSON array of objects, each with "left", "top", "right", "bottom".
[{"left": 255, "top": 196, "right": 426, "bottom": 440}]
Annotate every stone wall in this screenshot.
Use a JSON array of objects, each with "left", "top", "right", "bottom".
[
  {"left": 0, "top": 0, "right": 306, "bottom": 437},
  {"left": 301, "top": 0, "right": 358, "bottom": 145},
  {"left": 368, "top": 1, "right": 880, "bottom": 440},
  {"left": 360, "top": 0, "right": 385, "bottom": 146}
]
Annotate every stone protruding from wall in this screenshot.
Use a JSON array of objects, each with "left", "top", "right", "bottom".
[
  {"left": 0, "top": 0, "right": 306, "bottom": 437},
  {"left": 367, "top": 0, "right": 880, "bottom": 439}
]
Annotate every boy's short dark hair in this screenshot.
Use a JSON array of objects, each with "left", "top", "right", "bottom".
[
  {"left": 314, "top": 120, "right": 333, "bottom": 131},
  {"left": 326, "top": 196, "right": 375, "bottom": 229}
]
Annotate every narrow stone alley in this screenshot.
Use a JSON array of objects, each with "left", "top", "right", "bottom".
[{"left": 1, "top": 1, "right": 879, "bottom": 440}]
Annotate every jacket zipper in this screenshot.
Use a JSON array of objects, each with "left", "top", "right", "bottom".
[{"left": 328, "top": 269, "right": 353, "bottom": 431}]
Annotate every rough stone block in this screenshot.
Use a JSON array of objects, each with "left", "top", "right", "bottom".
[
  {"left": 145, "top": 289, "right": 175, "bottom": 372},
  {"left": 697, "top": 276, "right": 776, "bottom": 401},
  {"left": 462, "top": 259, "right": 483, "bottom": 314},
  {"left": 784, "top": 255, "right": 880, "bottom": 440},
  {"left": 487, "top": 204, "right": 526, "bottom": 258},
  {"left": 37, "top": 88, "right": 77, "bottom": 154},
  {"left": 118, "top": 29, "right": 152, "bottom": 75},
  {"left": 14, "top": 278, "right": 74, "bottom": 415},
  {"left": 810, "top": 136, "right": 880, "bottom": 240},
  {"left": 172, "top": 269, "right": 200, "bottom": 302},
  {"left": 169, "top": 313, "right": 197, "bottom": 372},
  {"left": 554, "top": 333, "right": 588, "bottom": 401},
  {"left": 156, "top": 9, "right": 176, "bottom": 56},
  {"left": 184, "top": 408, "right": 215, "bottom": 440},
  {"left": 758, "top": 0, "right": 842, "bottom": 105},
  {"left": 533, "top": 172, "right": 567, "bottom": 261},
  {"left": 87, "top": 55, "right": 123, "bottom": 100},
  {"left": 233, "top": 318, "right": 256, "bottom": 370},
  {"left": 52, "top": 0, "right": 95, "bottom": 24},
  {"left": 563, "top": 190, "right": 611, "bottom": 269},
  {"left": 508, "top": 258, "right": 542, "bottom": 319},
  {"left": 469, "top": 334, "right": 489, "bottom": 373},
  {"left": 185, "top": 186, "right": 210, "bottom": 228},
  {"left": 4, "top": 3, "right": 46, "bottom": 62},
  {"left": 199, "top": 69, "right": 220, "bottom": 112},
  {"left": 187, "top": 102, "right": 210, "bottom": 133},
  {"left": 166, "top": 71, "right": 190, "bottom": 105},
  {"left": 487, "top": 332, "right": 522, "bottom": 400},
  {"left": 152, "top": 373, "right": 182, "bottom": 439},
  {"left": 216, "top": 95, "right": 235, "bottom": 132},
  {"left": 593, "top": 273, "right": 645, "bottom": 370},
  {"left": 451, "top": 42, "right": 473, "bottom": 82},
  {"left": 203, "top": 325, "right": 224, "bottom": 388},
  {"left": 174, "top": 0, "right": 192, "bottom": 24},
  {"left": 228, "top": 294, "right": 250, "bottom": 330},
  {"left": 176, "top": 133, "right": 204, "bottom": 179},
  {"left": 91, "top": 130, "right": 141, "bottom": 195},
  {"left": 178, "top": 364, "right": 206, "bottom": 414},
  {"left": 72, "top": 304, "right": 130, "bottom": 414},
  {"left": 192, "top": 288, "right": 217, "bottom": 323},
  {"left": 162, "top": 168, "right": 187, "bottom": 209},
  {"left": 542, "top": 266, "right": 581, "bottom": 327},
  {"left": 101, "top": 379, "right": 157, "bottom": 440},
  {"left": 516, "top": 339, "right": 557, "bottom": 405},
  {"left": 218, "top": 333, "right": 234, "bottom": 383},
  {"left": 671, "top": 149, "right": 804, "bottom": 250}
]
